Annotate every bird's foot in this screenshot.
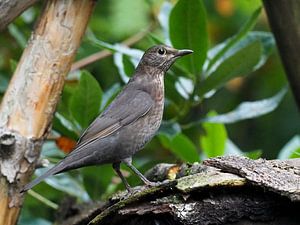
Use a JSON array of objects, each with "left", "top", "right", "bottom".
[{"left": 143, "top": 180, "right": 157, "bottom": 187}]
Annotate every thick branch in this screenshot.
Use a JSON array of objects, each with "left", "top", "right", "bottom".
[
  {"left": 0, "top": 0, "right": 39, "bottom": 31},
  {"left": 0, "top": 1, "right": 95, "bottom": 225},
  {"left": 263, "top": 0, "right": 300, "bottom": 110},
  {"left": 54, "top": 157, "right": 300, "bottom": 225}
]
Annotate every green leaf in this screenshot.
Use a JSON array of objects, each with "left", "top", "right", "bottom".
[
  {"left": 200, "top": 111, "right": 228, "bottom": 157},
  {"left": 147, "top": 32, "right": 164, "bottom": 45},
  {"left": 55, "top": 83, "right": 81, "bottom": 135},
  {"left": 290, "top": 148, "right": 300, "bottom": 159},
  {"left": 169, "top": 133, "right": 199, "bottom": 162},
  {"left": 206, "top": 7, "right": 262, "bottom": 72},
  {"left": 35, "top": 167, "right": 90, "bottom": 201},
  {"left": 87, "top": 35, "right": 143, "bottom": 60},
  {"left": 244, "top": 150, "right": 262, "bottom": 159},
  {"left": 203, "top": 87, "right": 287, "bottom": 124},
  {"left": 113, "top": 53, "right": 135, "bottom": 83},
  {"left": 52, "top": 116, "right": 79, "bottom": 140},
  {"left": 82, "top": 164, "right": 115, "bottom": 200},
  {"left": 123, "top": 55, "right": 135, "bottom": 76},
  {"left": 207, "top": 32, "right": 274, "bottom": 75},
  {"left": 278, "top": 135, "right": 300, "bottom": 159},
  {"left": 158, "top": 122, "right": 182, "bottom": 149},
  {"left": 158, "top": 1, "right": 172, "bottom": 44},
  {"left": 57, "top": 84, "right": 78, "bottom": 123},
  {"left": 169, "top": 0, "right": 208, "bottom": 75},
  {"left": 159, "top": 122, "right": 181, "bottom": 138},
  {"left": 36, "top": 142, "right": 90, "bottom": 201},
  {"left": 101, "top": 83, "right": 121, "bottom": 110},
  {"left": 70, "top": 71, "right": 102, "bottom": 129},
  {"left": 8, "top": 24, "right": 27, "bottom": 48},
  {"left": 10, "top": 59, "right": 17, "bottom": 73},
  {"left": 199, "top": 41, "right": 261, "bottom": 96},
  {"left": 0, "top": 73, "right": 9, "bottom": 93}
]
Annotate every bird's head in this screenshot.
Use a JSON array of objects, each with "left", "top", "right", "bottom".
[{"left": 137, "top": 45, "right": 193, "bottom": 73}]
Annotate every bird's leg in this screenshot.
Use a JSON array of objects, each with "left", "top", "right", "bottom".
[
  {"left": 112, "top": 162, "right": 132, "bottom": 193},
  {"left": 122, "top": 158, "right": 156, "bottom": 187}
]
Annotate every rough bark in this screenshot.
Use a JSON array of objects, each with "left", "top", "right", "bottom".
[
  {"left": 263, "top": 0, "right": 300, "bottom": 109},
  {"left": 0, "top": 1, "right": 95, "bottom": 225},
  {"left": 0, "top": 0, "right": 39, "bottom": 31},
  {"left": 54, "top": 156, "right": 300, "bottom": 225},
  {"left": 204, "top": 156, "right": 300, "bottom": 201}
]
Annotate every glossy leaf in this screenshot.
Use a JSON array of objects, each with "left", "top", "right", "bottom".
[
  {"left": 200, "top": 112, "right": 228, "bottom": 158},
  {"left": 113, "top": 53, "right": 135, "bottom": 83},
  {"left": 203, "top": 87, "right": 287, "bottom": 124},
  {"left": 35, "top": 168, "right": 90, "bottom": 201},
  {"left": 278, "top": 135, "right": 300, "bottom": 159},
  {"left": 207, "top": 31, "right": 275, "bottom": 76},
  {"left": 244, "top": 150, "right": 262, "bottom": 159},
  {"left": 175, "top": 77, "right": 194, "bottom": 99},
  {"left": 52, "top": 115, "right": 79, "bottom": 140},
  {"left": 158, "top": 1, "right": 172, "bottom": 45},
  {"left": 159, "top": 121, "right": 182, "bottom": 138},
  {"left": 87, "top": 35, "right": 143, "bottom": 60},
  {"left": 55, "top": 83, "right": 80, "bottom": 135},
  {"left": 70, "top": 71, "right": 102, "bottom": 129},
  {"left": 206, "top": 7, "right": 262, "bottom": 72},
  {"left": 35, "top": 142, "right": 90, "bottom": 201},
  {"left": 169, "top": 0, "right": 208, "bottom": 75},
  {"left": 169, "top": 133, "right": 199, "bottom": 162},
  {"left": 8, "top": 24, "right": 27, "bottom": 48},
  {"left": 199, "top": 41, "right": 261, "bottom": 96},
  {"left": 101, "top": 83, "right": 121, "bottom": 110},
  {"left": 81, "top": 165, "right": 115, "bottom": 200}
]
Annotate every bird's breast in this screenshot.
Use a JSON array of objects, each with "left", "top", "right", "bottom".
[
  {"left": 140, "top": 75, "right": 165, "bottom": 140},
  {"left": 118, "top": 75, "right": 165, "bottom": 156}
]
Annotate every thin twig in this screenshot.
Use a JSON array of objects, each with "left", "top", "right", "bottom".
[
  {"left": 28, "top": 189, "right": 59, "bottom": 210},
  {"left": 71, "top": 26, "right": 153, "bottom": 72}
]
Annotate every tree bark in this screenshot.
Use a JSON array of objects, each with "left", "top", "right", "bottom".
[
  {"left": 0, "top": 1, "right": 95, "bottom": 225},
  {"left": 0, "top": 0, "right": 39, "bottom": 31},
  {"left": 54, "top": 156, "right": 300, "bottom": 225},
  {"left": 263, "top": 0, "right": 300, "bottom": 110}
]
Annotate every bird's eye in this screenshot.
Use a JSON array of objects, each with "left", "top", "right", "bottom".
[{"left": 158, "top": 48, "right": 166, "bottom": 55}]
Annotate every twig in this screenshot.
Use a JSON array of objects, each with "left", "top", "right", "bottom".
[
  {"left": 28, "top": 190, "right": 59, "bottom": 210},
  {"left": 71, "top": 26, "right": 152, "bottom": 72}
]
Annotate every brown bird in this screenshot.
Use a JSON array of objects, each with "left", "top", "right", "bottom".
[{"left": 21, "top": 45, "right": 193, "bottom": 193}]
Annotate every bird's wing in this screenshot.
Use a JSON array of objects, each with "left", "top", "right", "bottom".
[{"left": 76, "top": 89, "right": 154, "bottom": 149}]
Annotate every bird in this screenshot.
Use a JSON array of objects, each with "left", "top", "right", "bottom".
[{"left": 21, "top": 45, "right": 193, "bottom": 193}]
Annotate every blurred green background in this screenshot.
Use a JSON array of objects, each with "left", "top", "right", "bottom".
[{"left": 0, "top": 0, "right": 299, "bottom": 224}]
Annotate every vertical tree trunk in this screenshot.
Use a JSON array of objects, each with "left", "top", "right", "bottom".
[
  {"left": 263, "top": 0, "right": 300, "bottom": 110},
  {"left": 0, "top": 1, "right": 95, "bottom": 225}
]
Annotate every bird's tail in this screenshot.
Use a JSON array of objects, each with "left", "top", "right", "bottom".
[{"left": 20, "top": 162, "right": 66, "bottom": 193}]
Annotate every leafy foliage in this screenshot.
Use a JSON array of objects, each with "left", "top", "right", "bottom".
[
  {"left": 200, "top": 111, "right": 227, "bottom": 158},
  {"left": 169, "top": 0, "right": 208, "bottom": 76},
  {"left": 70, "top": 70, "right": 103, "bottom": 129},
  {"left": 1, "top": 0, "right": 298, "bottom": 223}
]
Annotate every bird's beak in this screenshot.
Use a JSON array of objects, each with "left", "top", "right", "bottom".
[{"left": 175, "top": 49, "right": 193, "bottom": 57}]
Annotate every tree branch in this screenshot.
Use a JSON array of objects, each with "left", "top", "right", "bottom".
[
  {"left": 71, "top": 26, "right": 152, "bottom": 72},
  {"left": 0, "top": 0, "right": 39, "bottom": 31},
  {"left": 263, "top": 0, "right": 300, "bottom": 110},
  {"left": 54, "top": 157, "right": 300, "bottom": 225}
]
